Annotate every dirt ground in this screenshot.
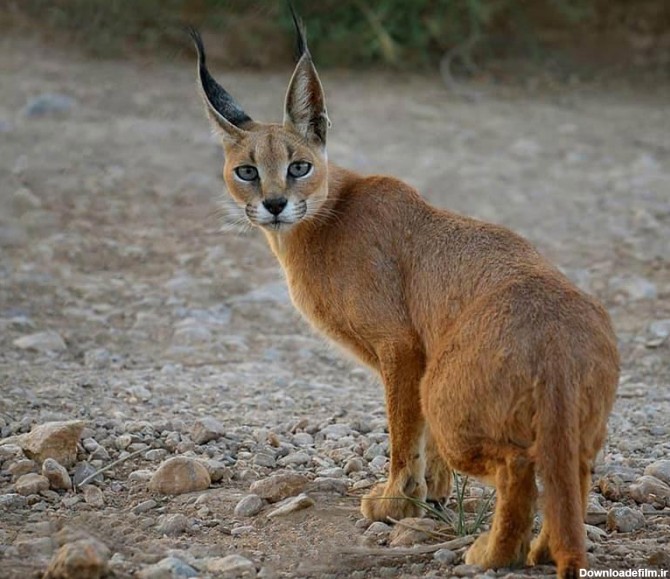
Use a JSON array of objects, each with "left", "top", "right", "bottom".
[{"left": 0, "top": 34, "right": 669, "bottom": 578}]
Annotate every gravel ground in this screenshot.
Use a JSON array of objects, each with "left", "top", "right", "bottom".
[{"left": 0, "top": 35, "right": 669, "bottom": 578}]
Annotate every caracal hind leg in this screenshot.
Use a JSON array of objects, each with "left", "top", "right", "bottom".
[
  {"left": 425, "top": 428, "right": 452, "bottom": 502},
  {"left": 528, "top": 457, "right": 592, "bottom": 567},
  {"left": 464, "top": 449, "right": 536, "bottom": 569},
  {"left": 361, "top": 343, "right": 427, "bottom": 521}
]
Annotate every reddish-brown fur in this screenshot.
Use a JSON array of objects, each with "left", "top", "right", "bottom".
[{"left": 192, "top": 25, "right": 619, "bottom": 578}]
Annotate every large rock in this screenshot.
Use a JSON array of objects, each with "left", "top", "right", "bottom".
[
  {"left": 42, "top": 458, "right": 72, "bottom": 491},
  {"left": 149, "top": 457, "right": 211, "bottom": 495},
  {"left": 249, "top": 472, "right": 309, "bottom": 503},
  {"left": 14, "top": 421, "right": 85, "bottom": 467},
  {"left": 43, "top": 539, "right": 110, "bottom": 579}
]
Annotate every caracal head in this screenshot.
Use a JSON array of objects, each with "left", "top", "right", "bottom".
[{"left": 190, "top": 14, "right": 330, "bottom": 233}]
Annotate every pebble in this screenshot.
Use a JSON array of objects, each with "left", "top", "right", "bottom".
[
  {"left": 128, "top": 469, "right": 154, "bottom": 482},
  {"left": 73, "top": 462, "right": 102, "bottom": 486},
  {"left": 585, "top": 524, "right": 607, "bottom": 542},
  {"left": 629, "top": 475, "right": 670, "bottom": 506},
  {"left": 644, "top": 460, "right": 670, "bottom": 486},
  {"left": 199, "top": 458, "right": 230, "bottom": 482},
  {"left": 235, "top": 494, "right": 265, "bottom": 517},
  {"left": 15, "top": 536, "right": 54, "bottom": 558},
  {"left": 204, "top": 554, "right": 256, "bottom": 577},
  {"left": 344, "top": 458, "right": 365, "bottom": 474},
  {"left": 149, "top": 457, "right": 211, "bottom": 495},
  {"left": 453, "top": 564, "right": 483, "bottom": 576},
  {"left": 191, "top": 416, "right": 225, "bottom": 444},
  {"left": 308, "top": 477, "right": 348, "bottom": 495},
  {"left": 606, "top": 506, "right": 646, "bottom": 533},
  {"left": 249, "top": 472, "right": 309, "bottom": 503},
  {"left": 137, "top": 556, "right": 198, "bottom": 578},
  {"left": 609, "top": 275, "right": 657, "bottom": 301},
  {"left": 83, "top": 348, "right": 112, "bottom": 369},
  {"left": 434, "top": 548, "right": 457, "bottom": 564},
  {"left": 254, "top": 453, "right": 277, "bottom": 468},
  {"left": 133, "top": 499, "right": 158, "bottom": 514},
  {"left": 23, "top": 93, "right": 77, "bottom": 117},
  {"left": 15, "top": 473, "right": 49, "bottom": 496},
  {"left": 42, "top": 459, "right": 72, "bottom": 491},
  {"left": 144, "top": 449, "right": 168, "bottom": 461},
  {"left": 82, "top": 485, "right": 105, "bottom": 508},
  {"left": 278, "top": 451, "right": 310, "bottom": 467},
  {"left": 43, "top": 539, "right": 110, "bottom": 579},
  {"left": 157, "top": 513, "right": 190, "bottom": 536},
  {"left": 13, "top": 331, "right": 67, "bottom": 352},
  {"left": 18, "top": 421, "right": 85, "bottom": 467},
  {"left": 585, "top": 498, "right": 608, "bottom": 525},
  {"left": 319, "top": 424, "right": 353, "bottom": 440},
  {"left": 364, "top": 521, "right": 392, "bottom": 537},
  {"left": 266, "top": 493, "right": 314, "bottom": 518}
]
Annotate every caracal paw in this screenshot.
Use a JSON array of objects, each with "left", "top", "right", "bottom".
[
  {"left": 360, "top": 480, "right": 426, "bottom": 521},
  {"left": 527, "top": 534, "right": 553, "bottom": 566},
  {"left": 466, "top": 531, "right": 529, "bottom": 569},
  {"left": 425, "top": 460, "right": 452, "bottom": 502}
]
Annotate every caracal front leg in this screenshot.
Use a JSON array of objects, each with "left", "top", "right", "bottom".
[{"left": 361, "top": 343, "right": 427, "bottom": 521}]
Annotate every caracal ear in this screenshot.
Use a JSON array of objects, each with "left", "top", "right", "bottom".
[
  {"left": 283, "top": 7, "right": 329, "bottom": 147},
  {"left": 189, "top": 28, "right": 252, "bottom": 142}
]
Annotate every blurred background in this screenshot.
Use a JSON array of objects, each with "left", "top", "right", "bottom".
[{"left": 3, "top": 0, "right": 670, "bottom": 73}]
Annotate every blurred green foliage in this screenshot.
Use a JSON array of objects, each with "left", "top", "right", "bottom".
[{"left": 5, "top": 0, "right": 665, "bottom": 69}]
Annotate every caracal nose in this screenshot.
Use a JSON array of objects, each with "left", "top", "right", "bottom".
[{"left": 263, "top": 197, "right": 288, "bottom": 216}]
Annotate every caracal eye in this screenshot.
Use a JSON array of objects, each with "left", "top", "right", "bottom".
[
  {"left": 288, "top": 161, "right": 312, "bottom": 179},
  {"left": 234, "top": 165, "right": 259, "bottom": 181}
]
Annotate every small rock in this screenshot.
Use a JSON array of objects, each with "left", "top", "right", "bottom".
[
  {"left": 191, "top": 416, "right": 225, "bottom": 444},
  {"left": 136, "top": 556, "right": 198, "bottom": 578},
  {"left": 0, "top": 493, "right": 27, "bottom": 509},
  {"left": 606, "top": 506, "right": 646, "bottom": 533},
  {"left": 128, "top": 469, "right": 153, "bottom": 482},
  {"left": 343, "top": 458, "right": 365, "bottom": 475},
  {"left": 199, "top": 458, "right": 230, "bottom": 482},
  {"left": 266, "top": 493, "right": 314, "bottom": 518},
  {"left": 133, "top": 499, "right": 157, "bottom": 514},
  {"left": 13, "top": 331, "right": 67, "bottom": 352},
  {"left": 389, "top": 518, "right": 438, "bottom": 547},
  {"left": 364, "top": 522, "right": 392, "bottom": 537},
  {"left": 73, "top": 462, "right": 102, "bottom": 486},
  {"left": 293, "top": 432, "right": 314, "bottom": 446},
  {"left": 18, "top": 420, "right": 85, "bottom": 467},
  {"left": 231, "top": 525, "right": 254, "bottom": 536},
  {"left": 318, "top": 467, "right": 345, "bottom": 478},
  {"left": 253, "top": 453, "right": 277, "bottom": 468},
  {"left": 145, "top": 449, "right": 168, "bottom": 462},
  {"left": 585, "top": 524, "right": 607, "bottom": 542},
  {"left": 15, "top": 473, "right": 49, "bottom": 496},
  {"left": 204, "top": 554, "right": 256, "bottom": 577},
  {"left": 157, "top": 513, "right": 190, "bottom": 536},
  {"left": 278, "top": 451, "right": 310, "bottom": 467},
  {"left": 149, "top": 457, "right": 211, "bottom": 495},
  {"left": 235, "top": 494, "right": 265, "bottom": 517},
  {"left": 42, "top": 458, "right": 72, "bottom": 490},
  {"left": 434, "top": 548, "right": 457, "bottom": 564},
  {"left": 585, "top": 498, "right": 607, "bottom": 525},
  {"left": 629, "top": 475, "right": 670, "bottom": 506},
  {"left": 83, "top": 348, "right": 111, "bottom": 369},
  {"left": 43, "top": 539, "right": 110, "bottom": 579},
  {"left": 249, "top": 472, "right": 309, "bottom": 503},
  {"left": 453, "top": 564, "right": 482, "bottom": 576},
  {"left": 115, "top": 434, "right": 132, "bottom": 450},
  {"left": 8, "top": 459, "right": 38, "bottom": 478},
  {"left": 82, "top": 485, "right": 105, "bottom": 508},
  {"left": 308, "top": 477, "right": 348, "bottom": 495},
  {"left": 15, "top": 536, "right": 54, "bottom": 558},
  {"left": 645, "top": 460, "right": 670, "bottom": 486},
  {"left": 319, "top": 424, "right": 353, "bottom": 440},
  {"left": 23, "top": 93, "right": 77, "bottom": 117}
]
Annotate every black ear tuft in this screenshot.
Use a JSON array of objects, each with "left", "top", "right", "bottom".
[
  {"left": 288, "top": 2, "right": 309, "bottom": 61},
  {"left": 189, "top": 27, "right": 252, "bottom": 129}
]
